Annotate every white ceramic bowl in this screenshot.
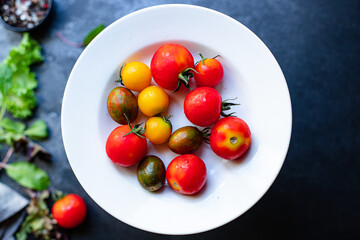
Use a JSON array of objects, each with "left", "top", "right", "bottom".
[{"left": 61, "top": 4, "right": 292, "bottom": 235}]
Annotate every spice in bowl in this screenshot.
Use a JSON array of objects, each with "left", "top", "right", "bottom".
[{"left": 0, "top": 0, "right": 51, "bottom": 30}]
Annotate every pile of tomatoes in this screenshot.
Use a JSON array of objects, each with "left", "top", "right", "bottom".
[{"left": 105, "top": 44, "right": 251, "bottom": 195}]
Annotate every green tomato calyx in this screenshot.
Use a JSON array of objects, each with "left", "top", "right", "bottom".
[
  {"left": 123, "top": 113, "right": 146, "bottom": 139},
  {"left": 221, "top": 98, "right": 240, "bottom": 117},
  {"left": 173, "top": 68, "right": 198, "bottom": 93},
  {"left": 195, "top": 52, "right": 221, "bottom": 66},
  {"left": 156, "top": 114, "right": 173, "bottom": 131},
  {"left": 201, "top": 127, "right": 211, "bottom": 144},
  {"left": 115, "top": 63, "right": 126, "bottom": 85}
]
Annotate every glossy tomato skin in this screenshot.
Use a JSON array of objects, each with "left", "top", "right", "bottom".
[
  {"left": 194, "top": 58, "right": 223, "bottom": 87},
  {"left": 138, "top": 86, "right": 169, "bottom": 117},
  {"left": 52, "top": 194, "right": 87, "bottom": 228},
  {"left": 184, "top": 87, "right": 222, "bottom": 127},
  {"left": 121, "top": 62, "right": 151, "bottom": 91},
  {"left": 151, "top": 44, "right": 194, "bottom": 91},
  {"left": 106, "top": 125, "right": 147, "bottom": 167},
  {"left": 137, "top": 155, "right": 166, "bottom": 192},
  {"left": 168, "top": 126, "right": 204, "bottom": 154},
  {"left": 107, "top": 87, "right": 138, "bottom": 125},
  {"left": 210, "top": 117, "right": 251, "bottom": 160},
  {"left": 166, "top": 154, "right": 207, "bottom": 195},
  {"left": 144, "top": 115, "right": 172, "bottom": 144}
]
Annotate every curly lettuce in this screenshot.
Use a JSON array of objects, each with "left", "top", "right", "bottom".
[{"left": 0, "top": 33, "right": 43, "bottom": 119}]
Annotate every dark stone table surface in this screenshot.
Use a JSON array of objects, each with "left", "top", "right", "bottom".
[{"left": 1, "top": 0, "right": 359, "bottom": 239}]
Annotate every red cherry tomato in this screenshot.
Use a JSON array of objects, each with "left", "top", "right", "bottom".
[
  {"left": 52, "top": 194, "right": 87, "bottom": 228},
  {"left": 210, "top": 117, "right": 251, "bottom": 160},
  {"left": 184, "top": 87, "right": 238, "bottom": 126},
  {"left": 166, "top": 154, "right": 207, "bottom": 195},
  {"left": 193, "top": 54, "right": 223, "bottom": 87},
  {"left": 151, "top": 44, "right": 194, "bottom": 92},
  {"left": 184, "top": 87, "right": 222, "bottom": 127},
  {"left": 106, "top": 125, "right": 147, "bottom": 167}
]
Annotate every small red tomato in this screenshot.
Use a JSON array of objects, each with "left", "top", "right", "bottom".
[
  {"left": 106, "top": 125, "right": 147, "bottom": 167},
  {"left": 166, "top": 154, "right": 207, "bottom": 195},
  {"left": 184, "top": 87, "right": 238, "bottom": 127},
  {"left": 210, "top": 117, "right": 251, "bottom": 160},
  {"left": 52, "top": 194, "right": 87, "bottom": 228},
  {"left": 184, "top": 87, "right": 221, "bottom": 126},
  {"left": 193, "top": 53, "right": 223, "bottom": 87},
  {"left": 151, "top": 44, "right": 194, "bottom": 92}
]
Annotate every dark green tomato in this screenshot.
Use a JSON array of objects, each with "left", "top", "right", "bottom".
[
  {"left": 137, "top": 155, "right": 166, "bottom": 192},
  {"left": 107, "top": 87, "right": 138, "bottom": 124},
  {"left": 168, "top": 126, "right": 203, "bottom": 154}
]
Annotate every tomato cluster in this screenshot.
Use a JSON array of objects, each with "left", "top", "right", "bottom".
[{"left": 105, "top": 44, "right": 251, "bottom": 195}]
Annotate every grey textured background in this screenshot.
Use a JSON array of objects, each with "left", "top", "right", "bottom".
[{"left": 1, "top": 0, "right": 359, "bottom": 239}]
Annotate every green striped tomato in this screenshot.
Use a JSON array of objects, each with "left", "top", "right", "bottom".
[{"left": 107, "top": 87, "right": 138, "bottom": 124}]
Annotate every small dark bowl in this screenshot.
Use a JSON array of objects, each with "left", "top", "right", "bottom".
[{"left": 0, "top": 0, "right": 53, "bottom": 32}]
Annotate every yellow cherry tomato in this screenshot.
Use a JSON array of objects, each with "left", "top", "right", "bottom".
[
  {"left": 120, "top": 62, "right": 151, "bottom": 91},
  {"left": 144, "top": 115, "right": 172, "bottom": 144},
  {"left": 138, "top": 86, "right": 169, "bottom": 117}
]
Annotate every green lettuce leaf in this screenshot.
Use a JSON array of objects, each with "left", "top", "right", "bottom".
[
  {"left": 11, "top": 68, "right": 37, "bottom": 92},
  {"left": 0, "top": 33, "right": 43, "bottom": 119},
  {"left": 5, "top": 161, "right": 50, "bottom": 190},
  {"left": 0, "top": 62, "right": 13, "bottom": 98},
  {"left": 0, "top": 128, "right": 22, "bottom": 145},
  {"left": 0, "top": 117, "right": 26, "bottom": 133},
  {"left": 0, "top": 118, "right": 25, "bottom": 144},
  {"left": 5, "top": 33, "right": 43, "bottom": 70},
  {"left": 25, "top": 120, "right": 48, "bottom": 140},
  {"left": 6, "top": 88, "right": 37, "bottom": 119}
]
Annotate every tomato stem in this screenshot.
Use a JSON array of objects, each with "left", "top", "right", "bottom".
[
  {"left": 123, "top": 113, "right": 146, "bottom": 139},
  {"left": 195, "top": 53, "right": 221, "bottom": 66},
  {"left": 201, "top": 127, "right": 211, "bottom": 137},
  {"left": 51, "top": 189, "right": 66, "bottom": 202},
  {"left": 199, "top": 53, "right": 207, "bottom": 64},
  {"left": 115, "top": 63, "right": 126, "bottom": 85},
  {"left": 156, "top": 114, "right": 173, "bottom": 131},
  {"left": 221, "top": 98, "right": 240, "bottom": 117},
  {"left": 165, "top": 115, "right": 173, "bottom": 122},
  {"left": 173, "top": 68, "right": 197, "bottom": 93},
  {"left": 201, "top": 127, "right": 211, "bottom": 144}
]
